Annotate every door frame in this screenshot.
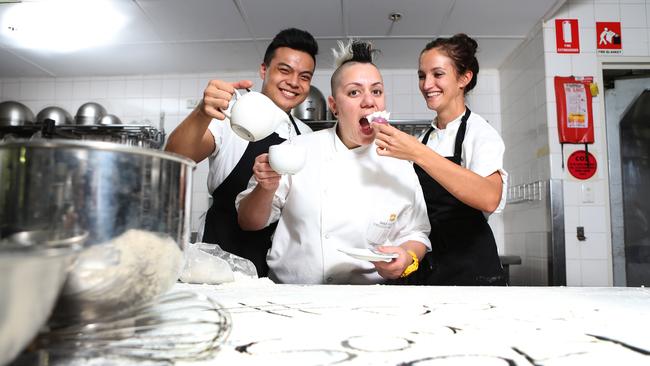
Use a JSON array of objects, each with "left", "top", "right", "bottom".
[{"left": 598, "top": 57, "right": 650, "bottom": 286}]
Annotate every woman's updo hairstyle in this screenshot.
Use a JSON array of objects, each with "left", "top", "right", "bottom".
[
  {"left": 421, "top": 33, "right": 479, "bottom": 94},
  {"left": 330, "top": 40, "right": 380, "bottom": 92}
]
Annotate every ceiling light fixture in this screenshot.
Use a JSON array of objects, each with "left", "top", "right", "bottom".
[
  {"left": 388, "top": 12, "right": 403, "bottom": 22},
  {"left": 1, "top": 0, "right": 127, "bottom": 53},
  {"left": 386, "top": 11, "right": 403, "bottom": 36}
]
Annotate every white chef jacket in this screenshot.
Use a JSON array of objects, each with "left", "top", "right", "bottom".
[
  {"left": 236, "top": 127, "right": 431, "bottom": 285},
  {"left": 422, "top": 110, "right": 508, "bottom": 214},
  {"left": 195, "top": 115, "right": 312, "bottom": 243},
  {"left": 206, "top": 116, "right": 312, "bottom": 193}
]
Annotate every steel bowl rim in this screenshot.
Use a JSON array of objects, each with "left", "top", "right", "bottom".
[
  {"left": 0, "top": 240, "right": 81, "bottom": 257},
  {"left": 0, "top": 139, "right": 196, "bottom": 168}
]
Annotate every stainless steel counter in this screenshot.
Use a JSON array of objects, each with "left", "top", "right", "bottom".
[{"left": 177, "top": 282, "right": 650, "bottom": 365}]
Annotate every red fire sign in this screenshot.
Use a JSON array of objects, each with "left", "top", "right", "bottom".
[
  {"left": 567, "top": 150, "right": 597, "bottom": 180},
  {"left": 555, "top": 19, "right": 580, "bottom": 53},
  {"left": 596, "top": 22, "right": 622, "bottom": 54}
]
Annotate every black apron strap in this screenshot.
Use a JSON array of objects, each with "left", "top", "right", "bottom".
[
  {"left": 202, "top": 127, "right": 288, "bottom": 277},
  {"left": 421, "top": 126, "right": 435, "bottom": 145},
  {"left": 453, "top": 108, "right": 472, "bottom": 160},
  {"left": 288, "top": 114, "right": 302, "bottom": 136},
  {"left": 403, "top": 107, "right": 505, "bottom": 286}
]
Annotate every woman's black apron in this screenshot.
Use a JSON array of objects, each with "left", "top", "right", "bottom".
[
  {"left": 201, "top": 116, "right": 301, "bottom": 277},
  {"left": 409, "top": 108, "right": 505, "bottom": 286}
]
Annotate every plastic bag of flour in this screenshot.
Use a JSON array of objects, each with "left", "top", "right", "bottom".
[{"left": 180, "top": 242, "right": 257, "bottom": 285}]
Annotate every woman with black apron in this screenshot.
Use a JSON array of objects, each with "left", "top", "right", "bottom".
[{"left": 374, "top": 34, "right": 507, "bottom": 285}]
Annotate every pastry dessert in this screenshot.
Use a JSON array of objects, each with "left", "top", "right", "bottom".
[{"left": 366, "top": 110, "right": 390, "bottom": 124}]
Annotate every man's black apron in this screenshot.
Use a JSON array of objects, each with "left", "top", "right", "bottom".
[
  {"left": 201, "top": 116, "right": 301, "bottom": 277},
  {"left": 409, "top": 108, "right": 505, "bottom": 285}
]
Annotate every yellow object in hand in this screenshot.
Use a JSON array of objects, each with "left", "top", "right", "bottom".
[{"left": 400, "top": 250, "right": 419, "bottom": 278}]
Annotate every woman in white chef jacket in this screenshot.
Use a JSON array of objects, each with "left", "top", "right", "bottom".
[
  {"left": 236, "top": 40, "right": 431, "bottom": 285},
  {"left": 373, "top": 34, "right": 507, "bottom": 286}
]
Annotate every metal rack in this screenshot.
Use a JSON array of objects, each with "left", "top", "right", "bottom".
[
  {"left": 506, "top": 180, "right": 545, "bottom": 204},
  {"left": 0, "top": 123, "right": 165, "bottom": 149},
  {"left": 503, "top": 179, "right": 566, "bottom": 286}
]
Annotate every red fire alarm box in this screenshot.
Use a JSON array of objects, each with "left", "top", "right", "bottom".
[{"left": 554, "top": 76, "right": 595, "bottom": 170}]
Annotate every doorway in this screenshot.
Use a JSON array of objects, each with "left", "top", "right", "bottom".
[{"left": 603, "top": 66, "right": 650, "bottom": 286}]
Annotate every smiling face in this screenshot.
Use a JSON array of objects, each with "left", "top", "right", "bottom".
[
  {"left": 418, "top": 48, "right": 471, "bottom": 120},
  {"left": 328, "top": 62, "right": 385, "bottom": 149},
  {"left": 260, "top": 47, "right": 315, "bottom": 112}
]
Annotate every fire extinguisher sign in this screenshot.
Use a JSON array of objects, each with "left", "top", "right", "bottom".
[
  {"left": 596, "top": 22, "right": 622, "bottom": 54},
  {"left": 555, "top": 19, "right": 580, "bottom": 53}
]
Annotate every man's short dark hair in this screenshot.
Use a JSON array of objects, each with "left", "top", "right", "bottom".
[{"left": 263, "top": 28, "right": 318, "bottom": 66}]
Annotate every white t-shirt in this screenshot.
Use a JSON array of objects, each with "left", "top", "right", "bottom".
[
  {"left": 422, "top": 110, "right": 508, "bottom": 214},
  {"left": 206, "top": 116, "right": 312, "bottom": 193},
  {"left": 236, "top": 127, "right": 432, "bottom": 285}
]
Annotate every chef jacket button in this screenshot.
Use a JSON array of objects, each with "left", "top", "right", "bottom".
[
  {"left": 324, "top": 233, "right": 330, "bottom": 239},
  {"left": 326, "top": 277, "right": 333, "bottom": 283}
]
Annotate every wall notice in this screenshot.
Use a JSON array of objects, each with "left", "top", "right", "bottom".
[
  {"left": 567, "top": 150, "right": 597, "bottom": 180},
  {"left": 596, "top": 21, "right": 622, "bottom": 55},
  {"left": 555, "top": 19, "right": 580, "bottom": 53}
]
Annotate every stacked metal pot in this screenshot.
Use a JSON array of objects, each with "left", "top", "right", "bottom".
[{"left": 0, "top": 139, "right": 195, "bottom": 364}]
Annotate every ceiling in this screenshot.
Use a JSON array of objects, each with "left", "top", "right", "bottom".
[{"left": 0, "top": 0, "right": 565, "bottom": 78}]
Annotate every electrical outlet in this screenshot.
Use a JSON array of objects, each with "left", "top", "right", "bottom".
[{"left": 580, "top": 183, "right": 595, "bottom": 204}]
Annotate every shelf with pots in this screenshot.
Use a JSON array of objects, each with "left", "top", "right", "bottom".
[{"left": 0, "top": 101, "right": 165, "bottom": 149}]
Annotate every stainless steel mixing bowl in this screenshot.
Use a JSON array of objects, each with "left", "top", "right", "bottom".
[
  {"left": 0, "top": 101, "right": 35, "bottom": 126},
  {"left": 36, "top": 106, "right": 74, "bottom": 125},
  {"left": 74, "top": 102, "right": 106, "bottom": 125},
  {"left": 0, "top": 139, "right": 195, "bottom": 325},
  {"left": 97, "top": 114, "right": 122, "bottom": 125},
  {"left": 0, "top": 232, "right": 81, "bottom": 365}
]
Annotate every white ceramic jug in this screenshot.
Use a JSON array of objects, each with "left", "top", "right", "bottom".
[{"left": 225, "top": 90, "right": 290, "bottom": 142}]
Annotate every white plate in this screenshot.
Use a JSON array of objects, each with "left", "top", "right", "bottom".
[{"left": 337, "top": 247, "right": 398, "bottom": 262}]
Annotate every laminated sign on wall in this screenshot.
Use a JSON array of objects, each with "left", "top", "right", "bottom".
[
  {"left": 554, "top": 76, "right": 596, "bottom": 174},
  {"left": 596, "top": 22, "right": 622, "bottom": 55},
  {"left": 555, "top": 19, "right": 580, "bottom": 53}
]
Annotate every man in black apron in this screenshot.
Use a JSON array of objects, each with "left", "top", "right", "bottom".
[
  {"left": 201, "top": 116, "right": 302, "bottom": 276},
  {"left": 165, "top": 28, "right": 318, "bottom": 276},
  {"left": 410, "top": 109, "right": 506, "bottom": 285}
]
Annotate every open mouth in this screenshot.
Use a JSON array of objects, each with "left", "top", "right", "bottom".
[{"left": 359, "top": 117, "right": 373, "bottom": 135}]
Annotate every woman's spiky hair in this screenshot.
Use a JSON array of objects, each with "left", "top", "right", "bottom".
[
  {"left": 330, "top": 39, "right": 380, "bottom": 93},
  {"left": 332, "top": 39, "right": 377, "bottom": 68}
]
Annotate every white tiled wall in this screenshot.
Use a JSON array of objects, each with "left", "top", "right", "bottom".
[
  {"left": 0, "top": 69, "right": 503, "bottom": 241},
  {"left": 543, "top": 0, "right": 649, "bottom": 286},
  {"left": 500, "top": 23, "right": 551, "bottom": 286},
  {"left": 501, "top": 0, "right": 650, "bottom": 286}
]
